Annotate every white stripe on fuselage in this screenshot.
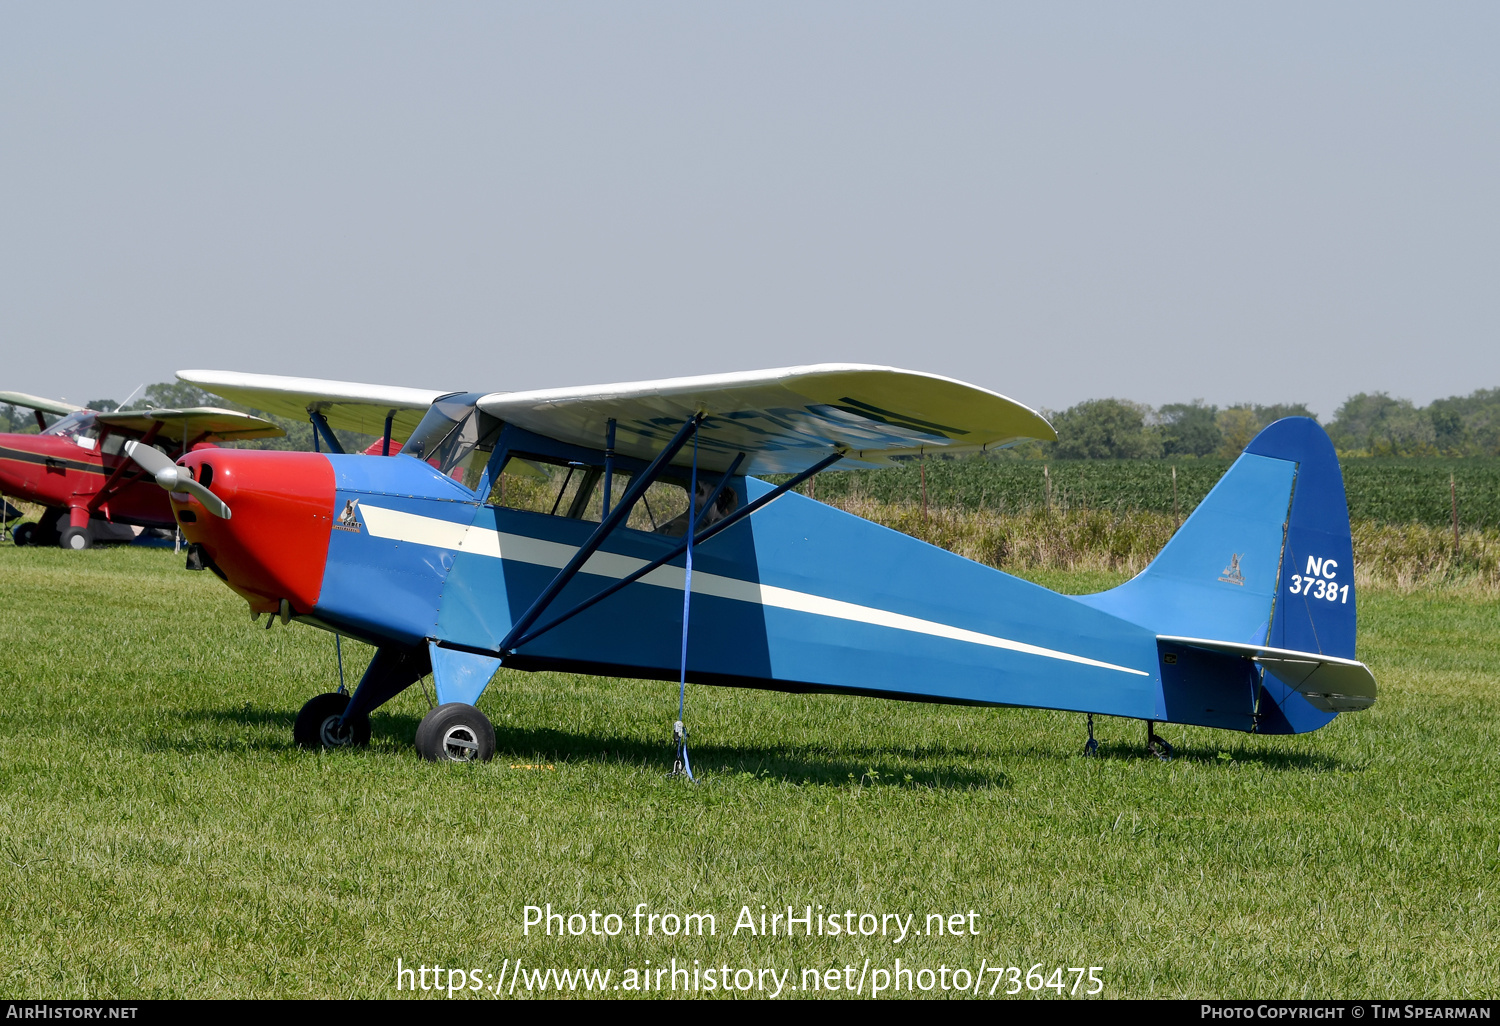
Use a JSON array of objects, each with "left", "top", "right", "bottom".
[{"left": 356, "top": 504, "right": 1149, "bottom": 677}]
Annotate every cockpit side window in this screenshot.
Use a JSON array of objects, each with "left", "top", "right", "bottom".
[{"left": 489, "top": 454, "right": 737, "bottom": 533}]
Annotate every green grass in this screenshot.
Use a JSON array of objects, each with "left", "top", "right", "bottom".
[{"left": 1, "top": 547, "right": 1497, "bottom": 999}]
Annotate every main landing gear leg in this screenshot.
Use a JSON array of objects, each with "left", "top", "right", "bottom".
[
  {"left": 294, "top": 645, "right": 429, "bottom": 752},
  {"left": 1145, "top": 720, "right": 1174, "bottom": 761},
  {"left": 1083, "top": 714, "right": 1099, "bottom": 757}
]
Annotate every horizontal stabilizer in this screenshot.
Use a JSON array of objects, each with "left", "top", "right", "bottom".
[{"left": 1160, "top": 635, "right": 1376, "bottom": 713}]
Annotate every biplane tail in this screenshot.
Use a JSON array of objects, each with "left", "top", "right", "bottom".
[{"left": 1077, "top": 417, "right": 1373, "bottom": 730}]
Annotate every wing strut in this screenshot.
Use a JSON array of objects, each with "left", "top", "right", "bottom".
[
  {"left": 507, "top": 447, "right": 842, "bottom": 652},
  {"left": 496, "top": 412, "right": 706, "bottom": 658},
  {"left": 88, "top": 420, "right": 164, "bottom": 512},
  {"left": 310, "top": 410, "right": 345, "bottom": 454}
]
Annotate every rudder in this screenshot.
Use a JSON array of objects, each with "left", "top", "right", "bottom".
[{"left": 1247, "top": 417, "right": 1356, "bottom": 660}]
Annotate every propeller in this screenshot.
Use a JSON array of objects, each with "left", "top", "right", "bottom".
[{"left": 123, "top": 440, "right": 233, "bottom": 519}]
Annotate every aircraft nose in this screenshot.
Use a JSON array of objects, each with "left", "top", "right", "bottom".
[{"left": 173, "top": 449, "right": 335, "bottom": 615}]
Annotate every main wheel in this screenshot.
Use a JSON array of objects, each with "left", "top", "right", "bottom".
[
  {"left": 415, "top": 703, "right": 496, "bottom": 763},
  {"left": 32, "top": 511, "right": 62, "bottom": 547},
  {"left": 293, "top": 692, "right": 371, "bottom": 750},
  {"left": 58, "top": 525, "right": 90, "bottom": 551},
  {"left": 10, "top": 522, "right": 34, "bottom": 546}
]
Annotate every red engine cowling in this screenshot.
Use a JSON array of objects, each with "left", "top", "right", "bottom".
[{"left": 173, "top": 450, "right": 335, "bottom": 615}]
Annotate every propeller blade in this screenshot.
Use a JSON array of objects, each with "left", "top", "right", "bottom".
[
  {"left": 122, "top": 439, "right": 174, "bottom": 475},
  {"left": 176, "top": 479, "right": 232, "bottom": 520},
  {"left": 123, "top": 441, "right": 232, "bottom": 520}
]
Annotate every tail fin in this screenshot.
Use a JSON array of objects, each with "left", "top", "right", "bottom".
[{"left": 1076, "top": 417, "right": 1356, "bottom": 659}]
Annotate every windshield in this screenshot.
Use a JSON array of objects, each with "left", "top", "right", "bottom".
[
  {"left": 40, "top": 411, "right": 97, "bottom": 440},
  {"left": 402, "top": 393, "right": 501, "bottom": 489}
]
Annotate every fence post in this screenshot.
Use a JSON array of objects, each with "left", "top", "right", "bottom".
[
  {"left": 920, "top": 449, "right": 927, "bottom": 531},
  {"left": 1451, "top": 473, "right": 1459, "bottom": 558},
  {"left": 1044, "top": 463, "right": 1052, "bottom": 514},
  {"left": 1172, "top": 465, "right": 1179, "bottom": 528}
]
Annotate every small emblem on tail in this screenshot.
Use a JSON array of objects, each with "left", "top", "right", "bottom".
[{"left": 1218, "top": 553, "right": 1245, "bottom": 586}]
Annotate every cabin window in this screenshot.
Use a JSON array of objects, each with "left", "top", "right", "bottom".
[{"left": 489, "top": 455, "right": 736, "bottom": 534}]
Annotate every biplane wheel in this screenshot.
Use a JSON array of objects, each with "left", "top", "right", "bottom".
[
  {"left": 293, "top": 693, "right": 371, "bottom": 751},
  {"left": 10, "top": 523, "right": 34, "bottom": 546},
  {"left": 415, "top": 703, "right": 496, "bottom": 763},
  {"left": 58, "top": 526, "right": 90, "bottom": 551},
  {"left": 32, "top": 513, "right": 61, "bottom": 547}
]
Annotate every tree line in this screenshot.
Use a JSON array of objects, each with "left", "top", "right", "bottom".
[
  {"left": 3, "top": 382, "right": 1498, "bottom": 459},
  {"left": 1022, "top": 388, "right": 1500, "bottom": 459}
]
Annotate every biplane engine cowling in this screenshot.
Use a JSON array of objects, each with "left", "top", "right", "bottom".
[{"left": 172, "top": 450, "right": 336, "bottom": 615}]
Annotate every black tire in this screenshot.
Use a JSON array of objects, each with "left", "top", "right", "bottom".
[
  {"left": 58, "top": 525, "right": 90, "bottom": 551},
  {"left": 10, "top": 522, "right": 34, "bottom": 547},
  {"left": 32, "top": 511, "right": 62, "bottom": 547},
  {"left": 293, "top": 692, "right": 371, "bottom": 751},
  {"left": 415, "top": 703, "right": 496, "bottom": 763}
]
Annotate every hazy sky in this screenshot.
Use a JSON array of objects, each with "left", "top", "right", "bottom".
[{"left": 3, "top": 2, "right": 1496, "bottom": 418}]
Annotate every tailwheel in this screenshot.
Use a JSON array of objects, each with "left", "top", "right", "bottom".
[
  {"left": 415, "top": 703, "right": 496, "bottom": 763},
  {"left": 294, "top": 692, "right": 371, "bottom": 751}
]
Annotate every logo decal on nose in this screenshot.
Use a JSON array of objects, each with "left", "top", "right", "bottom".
[{"left": 333, "top": 499, "right": 363, "bottom": 533}]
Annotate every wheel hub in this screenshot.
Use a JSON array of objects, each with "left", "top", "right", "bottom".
[
  {"left": 319, "top": 714, "right": 355, "bottom": 748},
  {"left": 441, "top": 725, "right": 480, "bottom": 761}
]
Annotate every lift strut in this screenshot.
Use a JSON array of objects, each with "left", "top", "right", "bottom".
[
  {"left": 495, "top": 413, "right": 705, "bottom": 657},
  {"left": 508, "top": 448, "right": 844, "bottom": 652}
]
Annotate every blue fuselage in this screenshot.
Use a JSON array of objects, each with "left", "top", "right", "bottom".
[{"left": 309, "top": 453, "right": 1172, "bottom": 722}]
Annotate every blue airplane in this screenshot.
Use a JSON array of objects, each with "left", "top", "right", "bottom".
[{"left": 126, "top": 366, "right": 1375, "bottom": 765}]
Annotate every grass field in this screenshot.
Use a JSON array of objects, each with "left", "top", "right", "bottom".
[{"left": 1, "top": 546, "right": 1497, "bottom": 999}]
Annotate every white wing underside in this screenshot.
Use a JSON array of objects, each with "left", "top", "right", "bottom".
[
  {"left": 178, "top": 364, "right": 1056, "bottom": 475},
  {"left": 177, "top": 370, "right": 451, "bottom": 442},
  {"left": 478, "top": 364, "right": 1056, "bottom": 474},
  {"left": 100, "top": 407, "right": 283, "bottom": 442}
]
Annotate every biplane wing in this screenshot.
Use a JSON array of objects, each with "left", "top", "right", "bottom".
[
  {"left": 0, "top": 391, "right": 85, "bottom": 417},
  {"left": 177, "top": 370, "right": 451, "bottom": 444},
  {"left": 478, "top": 364, "right": 1057, "bottom": 474},
  {"left": 99, "top": 407, "right": 284, "bottom": 443}
]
